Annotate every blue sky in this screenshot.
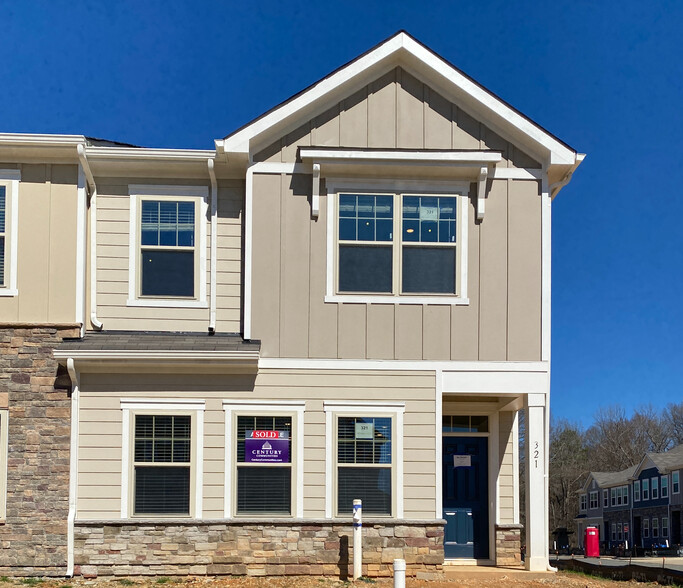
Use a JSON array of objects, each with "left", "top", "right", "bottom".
[{"left": 2, "top": 1, "right": 681, "bottom": 427}]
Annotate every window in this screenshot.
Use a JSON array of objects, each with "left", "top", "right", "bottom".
[
  {"left": 652, "top": 517, "right": 659, "bottom": 538},
  {"left": 603, "top": 489, "right": 609, "bottom": 507},
  {"left": 0, "top": 170, "right": 20, "bottom": 297},
  {"left": 610, "top": 488, "right": 616, "bottom": 507},
  {"left": 611, "top": 523, "right": 616, "bottom": 541},
  {"left": 128, "top": 186, "right": 208, "bottom": 308},
  {"left": 589, "top": 491, "right": 599, "bottom": 510},
  {"left": 651, "top": 477, "right": 658, "bottom": 499},
  {"left": 133, "top": 414, "right": 192, "bottom": 516},
  {"left": 337, "top": 416, "right": 393, "bottom": 516},
  {"left": 642, "top": 479, "right": 649, "bottom": 500},
  {"left": 236, "top": 415, "right": 292, "bottom": 515},
  {"left": 0, "top": 410, "right": 7, "bottom": 521},
  {"left": 580, "top": 494, "right": 587, "bottom": 512},
  {"left": 634, "top": 480, "right": 641, "bottom": 502},
  {"left": 673, "top": 471, "right": 680, "bottom": 494},
  {"left": 661, "top": 475, "right": 668, "bottom": 498},
  {"left": 324, "top": 402, "right": 404, "bottom": 519},
  {"left": 643, "top": 518, "right": 649, "bottom": 538},
  {"left": 223, "top": 401, "right": 304, "bottom": 519},
  {"left": 662, "top": 517, "right": 668, "bottom": 538},
  {"left": 120, "top": 399, "right": 204, "bottom": 519},
  {"left": 623, "top": 485, "right": 628, "bottom": 506},
  {"left": 327, "top": 181, "right": 469, "bottom": 305},
  {"left": 617, "top": 523, "right": 623, "bottom": 541},
  {"left": 442, "top": 415, "right": 488, "bottom": 433},
  {"left": 616, "top": 487, "right": 623, "bottom": 506}
]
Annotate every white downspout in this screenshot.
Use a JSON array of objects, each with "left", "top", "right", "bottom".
[
  {"left": 207, "top": 158, "right": 218, "bottom": 333},
  {"left": 75, "top": 166, "right": 87, "bottom": 337},
  {"left": 66, "top": 358, "right": 80, "bottom": 577},
  {"left": 76, "top": 145, "right": 103, "bottom": 330}
]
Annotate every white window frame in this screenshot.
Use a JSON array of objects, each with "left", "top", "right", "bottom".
[
  {"left": 127, "top": 185, "right": 208, "bottom": 308},
  {"left": 0, "top": 410, "right": 8, "bottom": 520},
  {"left": 603, "top": 489, "right": 609, "bottom": 507},
  {"left": 673, "top": 471, "right": 680, "bottom": 494},
  {"left": 611, "top": 523, "right": 616, "bottom": 541},
  {"left": 643, "top": 518, "right": 649, "bottom": 538},
  {"left": 662, "top": 516, "right": 668, "bottom": 538},
  {"left": 589, "top": 491, "right": 598, "bottom": 510},
  {"left": 0, "top": 170, "right": 20, "bottom": 296},
  {"left": 120, "top": 398, "right": 205, "bottom": 519},
  {"left": 617, "top": 522, "right": 623, "bottom": 541},
  {"left": 642, "top": 478, "right": 649, "bottom": 500},
  {"left": 651, "top": 476, "right": 658, "bottom": 499},
  {"left": 661, "top": 475, "right": 668, "bottom": 498},
  {"left": 610, "top": 488, "right": 616, "bottom": 507},
  {"left": 222, "top": 400, "right": 305, "bottom": 519},
  {"left": 634, "top": 480, "right": 640, "bottom": 502},
  {"left": 580, "top": 494, "right": 587, "bottom": 512},
  {"left": 324, "top": 401, "right": 405, "bottom": 519},
  {"left": 652, "top": 517, "right": 659, "bottom": 538},
  {"left": 623, "top": 485, "right": 628, "bottom": 506},
  {"left": 325, "top": 178, "right": 469, "bottom": 305}
]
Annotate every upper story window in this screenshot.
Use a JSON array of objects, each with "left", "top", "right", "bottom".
[
  {"left": 603, "top": 489, "right": 609, "bottom": 507},
  {"left": 0, "top": 170, "right": 20, "bottom": 297},
  {"left": 127, "top": 185, "right": 208, "bottom": 309},
  {"left": 642, "top": 478, "right": 649, "bottom": 500},
  {"left": 661, "top": 475, "right": 668, "bottom": 498},
  {"left": 326, "top": 180, "right": 469, "bottom": 305},
  {"left": 580, "top": 494, "right": 587, "bottom": 512},
  {"left": 673, "top": 471, "right": 680, "bottom": 494},
  {"left": 651, "top": 477, "right": 659, "bottom": 499},
  {"left": 589, "top": 491, "right": 598, "bottom": 510},
  {"left": 634, "top": 480, "right": 641, "bottom": 501}
]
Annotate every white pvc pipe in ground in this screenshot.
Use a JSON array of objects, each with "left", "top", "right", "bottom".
[
  {"left": 393, "top": 559, "right": 406, "bottom": 588},
  {"left": 353, "top": 499, "right": 362, "bottom": 580}
]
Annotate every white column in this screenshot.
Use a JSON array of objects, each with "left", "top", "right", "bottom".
[{"left": 525, "top": 393, "right": 548, "bottom": 571}]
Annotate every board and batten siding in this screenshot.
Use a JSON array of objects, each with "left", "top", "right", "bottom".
[
  {"left": 251, "top": 173, "right": 542, "bottom": 361},
  {"left": 88, "top": 178, "right": 243, "bottom": 333},
  {"left": 254, "top": 67, "right": 540, "bottom": 169},
  {"left": 76, "top": 370, "right": 436, "bottom": 521},
  {"left": 0, "top": 163, "right": 80, "bottom": 324}
]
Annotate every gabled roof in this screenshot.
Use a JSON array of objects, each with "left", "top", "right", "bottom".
[
  {"left": 631, "top": 444, "right": 683, "bottom": 478},
  {"left": 583, "top": 466, "right": 638, "bottom": 490},
  {"left": 218, "top": 31, "right": 583, "bottom": 168}
]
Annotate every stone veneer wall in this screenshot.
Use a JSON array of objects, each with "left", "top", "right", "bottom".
[
  {"left": 495, "top": 524, "right": 522, "bottom": 567},
  {"left": 74, "top": 519, "right": 445, "bottom": 579},
  {"left": 0, "top": 325, "right": 80, "bottom": 576}
]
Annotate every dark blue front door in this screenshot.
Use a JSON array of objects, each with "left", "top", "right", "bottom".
[{"left": 442, "top": 436, "right": 489, "bottom": 559}]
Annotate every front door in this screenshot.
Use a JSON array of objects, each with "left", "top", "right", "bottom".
[
  {"left": 671, "top": 511, "right": 681, "bottom": 544},
  {"left": 442, "top": 436, "right": 489, "bottom": 559}
]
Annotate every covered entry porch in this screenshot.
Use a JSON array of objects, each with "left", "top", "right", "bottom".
[{"left": 437, "top": 363, "right": 550, "bottom": 571}]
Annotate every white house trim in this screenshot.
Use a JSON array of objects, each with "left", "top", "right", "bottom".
[
  {"left": 222, "top": 400, "right": 306, "bottom": 519},
  {"left": 0, "top": 170, "right": 20, "bottom": 296},
  {"left": 119, "top": 399, "right": 206, "bottom": 519},
  {"left": 300, "top": 148, "right": 502, "bottom": 165},
  {"left": 323, "top": 401, "right": 405, "bottom": 519}
]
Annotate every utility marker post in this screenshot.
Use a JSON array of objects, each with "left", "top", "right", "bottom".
[{"left": 353, "top": 499, "right": 362, "bottom": 580}]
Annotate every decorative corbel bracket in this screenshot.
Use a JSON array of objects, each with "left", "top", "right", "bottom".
[
  {"left": 476, "top": 165, "right": 489, "bottom": 221},
  {"left": 311, "top": 163, "right": 321, "bottom": 219}
]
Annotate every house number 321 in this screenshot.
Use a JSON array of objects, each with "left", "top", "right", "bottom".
[{"left": 534, "top": 441, "right": 539, "bottom": 468}]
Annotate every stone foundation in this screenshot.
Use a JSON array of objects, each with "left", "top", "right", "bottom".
[
  {"left": 74, "top": 519, "right": 445, "bottom": 579},
  {"left": 0, "top": 325, "right": 80, "bottom": 576},
  {"left": 495, "top": 523, "right": 522, "bottom": 567}
]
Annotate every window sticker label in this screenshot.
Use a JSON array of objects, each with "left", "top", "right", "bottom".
[
  {"left": 419, "top": 206, "right": 438, "bottom": 221},
  {"left": 355, "top": 422, "right": 374, "bottom": 439},
  {"left": 453, "top": 455, "right": 471, "bottom": 467},
  {"left": 245, "top": 430, "right": 290, "bottom": 462}
]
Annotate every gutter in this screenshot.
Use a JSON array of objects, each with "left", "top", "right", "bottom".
[
  {"left": 76, "top": 145, "right": 103, "bottom": 330},
  {"left": 207, "top": 159, "right": 218, "bottom": 333},
  {"left": 65, "top": 358, "right": 80, "bottom": 577}
]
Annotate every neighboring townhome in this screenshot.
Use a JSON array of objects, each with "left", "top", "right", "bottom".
[
  {"left": 576, "top": 473, "right": 606, "bottom": 549},
  {"left": 631, "top": 444, "right": 683, "bottom": 549},
  {"left": 0, "top": 31, "right": 584, "bottom": 578}
]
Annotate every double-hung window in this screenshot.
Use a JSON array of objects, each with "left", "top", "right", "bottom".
[
  {"left": 661, "top": 475, "right": 668, "bottom": 498},
  {"left": 603, "top": 489, "right": 609, "bottom": 507},
  {"left": 580, "top": 494, "right": 587, "bottom": 512},
  {"left": 643, "top": 518, "right": 650, "bottom": 538},
  {"left": 133, "top": 414, "right": 192, "bottom": 516},
  {"left": 673, "top": 471, "right": 680, "bottom": 494},
  {"left": 642, "top": 479, "right": 649, "bottom": 500},
  {"left": 662, "top": 517, "right": 669, "bottom": 538},
  {"left": 634, "top": 480, "right": 641, "bottom": 502},
  {"left": 652, "top": 517, "right": 659, "bottom": 538},
  {"left": 0, "top": 171, "right": 20, "bottom": 297},
  {"left": 328, "top": 182, "right": 469, "bottom": 304},
  {"left": 589, "top": 491, "right": 598, "bottom": 510},
  {"left": 128, "top": 186, "right": 208, "bottom": 307},
  {"left": 622, "top": 485, "right": 628, "bottom": 506},
  {"left": 610, "top": 488, "right": 616, "bottom": 507},
  {"left": 651, "top": 477, "right": 658, "bottom": 499}
]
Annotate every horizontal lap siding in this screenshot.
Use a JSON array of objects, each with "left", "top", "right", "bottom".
[
  {"left": 76, "top": 370, "right": 436, "bottom": 520},
  {"left": 92, "top": 179, "right": 243, "bottom": 333},
  {"left": 498, "top": 411, "right": 516, "bottom": 524}
]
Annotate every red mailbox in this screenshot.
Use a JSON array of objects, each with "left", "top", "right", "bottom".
[{"left": 584, "top": 526, "right": 600, "bottom": 558}]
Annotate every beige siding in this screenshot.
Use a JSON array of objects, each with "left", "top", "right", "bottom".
[
  {"left": 0, "top": 163, "right": 79, "bottom": 324},
  {"left": 251, "top": 174, "right": 543, "bottom": 361},
  {"left": 498, "top": 411, "right": 517, "bottom": 524},
  {"left": 90, "top": 178, "right": 242, "bottom": 333},
  {"left": 76, "top": 369, "right": 436, "bottom": 521},
  {"left": 254, "top": 67, "right": 541, "bottom": 168}
]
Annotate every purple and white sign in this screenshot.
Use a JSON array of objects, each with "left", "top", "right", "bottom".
[{"left": 244, "top": 430, "right": 290, "bottom": 463}]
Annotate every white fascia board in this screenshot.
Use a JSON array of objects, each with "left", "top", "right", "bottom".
[
  {"left": 222, "top": 32, "right": 577, "bottom": 166},
  {"left": 222, "top": 35, "right": 405, "bottom": 154},
  {"left": 300, "top": 148, "right": 502, "bottom": 165},
  {"left": 0, "top": 133, "right": 85, "bottom": 147},
  {"left": 53, "top": 349, "right": 260, "bottom": 362},
  {"left": 86, "top": 146, "right": 216, "bottom": 162}
]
